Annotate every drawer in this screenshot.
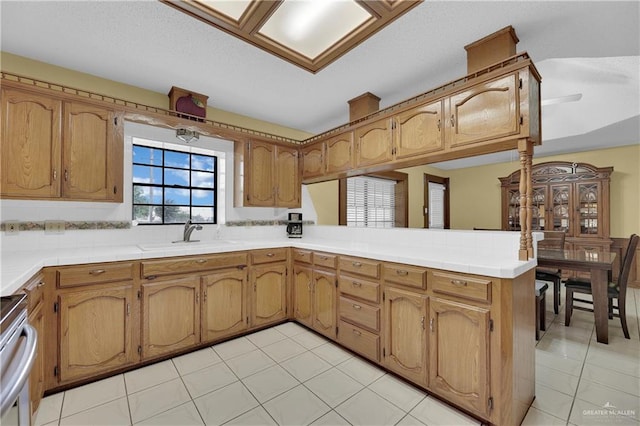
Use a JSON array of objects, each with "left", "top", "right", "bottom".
[
  {"left": 339, "top": 256, "right": 380, "bottom": 279},
  {"left": 293, "top": 249, "right": 312, "bottom": 264},
  {"left": 58, "top": 262, "right": 134, "bottom": 287},
  {"left": 142, "top": 253, "right": 247, "bottom": 278},
  {"left": 339, "top": 276, "right": 379, "bottom": 303},
  {"left": 430, "top": 270, "right": 492, "bottom": 303},
  {"left": 314, "top": 252, "right": 337, "bottom": 269},
  {"left": 339, "top": 296, "right": 380, "bottom": 332},
  {"left": 338, "top": 320, "right": 380, "bottom": 362},
  {"left": 251, "top": 248, "right": 288, "bottom": 264},
  {"left": 383, "top": 263, "right": 426, "bottom": 290},
  {"left": 23, "top": 273, "right": 45, "bottom": 310}
]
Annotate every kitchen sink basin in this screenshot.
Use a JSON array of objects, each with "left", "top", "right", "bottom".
[{"left": 137, "top": 240, "right": 238, "bottom": 251}]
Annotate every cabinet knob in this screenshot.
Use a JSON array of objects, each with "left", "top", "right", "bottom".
[{"left": 352, "top": 304, "right": 361, "bottom": 310}]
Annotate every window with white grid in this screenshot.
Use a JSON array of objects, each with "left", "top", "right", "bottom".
[{"left": 346, "top": 176, "right": 396, "bottom": 228}]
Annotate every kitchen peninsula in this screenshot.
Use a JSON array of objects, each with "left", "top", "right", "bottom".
[{"left": 2, "top": 225, "right": 538, "bottom": 425}]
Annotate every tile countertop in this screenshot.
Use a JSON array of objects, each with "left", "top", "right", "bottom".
[{"left": 0, "top": 237, "right": 537, "bottom": 297}]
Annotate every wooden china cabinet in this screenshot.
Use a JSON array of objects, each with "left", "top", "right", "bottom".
[{"left": 500, "top": 162, "right": 613, "bottom": 259}]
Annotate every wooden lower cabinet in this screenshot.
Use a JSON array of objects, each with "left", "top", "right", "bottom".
[
  {"left": 28, "top": 298, "right": 45, "bottom": 416},
  {"left": 383, "top": 287, "right": 428, "bottom": 386},
  {"left": 201, "top": 269, "right": 248, "bottom": 343},
  {"left": 312, "top": 270, "right": 337, "bottom": 339},
  {"left": 293, "top": 265, "right": 313, "bottom": 327},
  {"left": 429, "top": 297, "right": 491, "bottom": 417},
  {"left": 250, "top": 263, "right": 287, "bottom": 327},
  {"left": 142, "top": 276, "right": 200, "bottom": 359},
  {"left": 58, "top": 284, "right": 136, "bottom": 382}
]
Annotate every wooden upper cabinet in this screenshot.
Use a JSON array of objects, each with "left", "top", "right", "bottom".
[
  {"left": 355, "top": 118, "right": 393, "bottom": 168},
  {"left": 301, "top": 143, "right": 324, "bottom": 179},
  {"left": 275, "top": 145, "right": 300, "bottom": 207},
  {"left": 325, "top": 132, "right": 354, "bottom": 174},
  {"left": 236, "top": 139, "right": 301, "bottom": 208},
  {"left": 246, "top": 140, "right": 275, "bottom": 206},
  {"left": 1, "top": 88, "right": 62, "bottom": 198},
  {"left": 448, "top": 73, "right": 519, "bottom": 148},
  {"left": 0, "top": 87, "right": 124, "bottom": 202},
  {"left": 63, "top": 102, "right": 123, "bottom": 201},
  {"left": 394, "top": 101, "right": 444, "bottom": 159}
]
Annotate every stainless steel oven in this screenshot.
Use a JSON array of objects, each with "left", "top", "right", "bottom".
[{"left": 1, "top": 294, "right": 37, "bottom": 426}]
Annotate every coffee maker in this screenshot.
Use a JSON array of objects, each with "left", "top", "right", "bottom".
[{"left": 286, "top": 213, "right": 303, "bottom": 238}]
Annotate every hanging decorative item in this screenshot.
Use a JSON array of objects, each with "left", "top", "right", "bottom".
[{"left": 168, "top": 86, "right": 208, "bottom": 121}]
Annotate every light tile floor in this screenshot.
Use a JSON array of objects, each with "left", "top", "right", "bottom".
[{"left": 31, "top": 288, "right": 640, "bottom": 426}]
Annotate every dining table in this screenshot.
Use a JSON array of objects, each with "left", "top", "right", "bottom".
[{"left": 537, "top": 248, "right": 617, "bottom": 344}]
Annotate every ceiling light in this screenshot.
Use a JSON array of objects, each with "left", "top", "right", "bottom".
[{"left": 176, "top": 128, "right": 199, "bottom": 143}]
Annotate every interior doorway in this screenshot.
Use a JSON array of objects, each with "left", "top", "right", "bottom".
[{"left": 424, "top": 174, "right": 450, "bottom": 229}]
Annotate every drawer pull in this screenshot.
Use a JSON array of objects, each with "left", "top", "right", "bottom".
[
  {"left": 266, "top": 253, "right": 275, "bottom": 257},
  {"left": 352, "top": 329, "right": 362, "bottom": 336},
  {"left": 352, "top": 304, "right": 361, "bottom": 310},
  {"left": 430, "top": 318, "right": 434, "bottom": 332},
  {"left": 196, "top": 259, "right": 207, "bottom": 264},
  {"left": 146, "top": 275, "right": 157, "bottom": 280},
  {"left": 421, "top": 316, "right": 425, "bottom": 330},
  {"left": 320, "top": 256, "right": 328, "bottom": 260},
  {"left": 352, "top": 261, "right": 362, "bottom": 267},
  {"left": 395, "top": 270, "right": 409, "bottom": 276},
  {"left": 352, "top": 281, "right": 362, "bottom": 287},
  {"left": 89, "top": 269, "right": 106, "bottom": 275},
  {"left": 451, "top": 279, "right": 467, "bottom": 287},
  {"left": 37, "top": 281, "right": 45, "bottom": 287}
]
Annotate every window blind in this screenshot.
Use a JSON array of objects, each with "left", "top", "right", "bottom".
[
  {"left": 428, "top": 181, "right": 446, "bottom": 229},
  {"left": 346, "top": 176, "right": 396, "bottom": 228}
]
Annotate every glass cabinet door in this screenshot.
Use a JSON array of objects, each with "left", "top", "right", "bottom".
[
  {"left": 575, "top": 182, "right": 601, "bottom": 237},
  {"left": 550, "top": 184, "right": 572, "bottom": 235},
  {"left": 531, "top": 186, "right": 547, "bottom": 230},
  {"left": 506, "top": 187, "right": 520, "bottom": 230}
]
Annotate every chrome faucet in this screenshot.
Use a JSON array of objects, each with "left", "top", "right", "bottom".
[{"left": 183, "top": 220, "right": 202, "bottom": 242}]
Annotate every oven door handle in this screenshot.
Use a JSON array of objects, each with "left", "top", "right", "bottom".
[{"left": 0, "top": 324, "right": 37, "bottom": 417}]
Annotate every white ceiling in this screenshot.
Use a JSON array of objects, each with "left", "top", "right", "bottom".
[{"left": 1, "top": 1, "right": 639, "bottom": 168}]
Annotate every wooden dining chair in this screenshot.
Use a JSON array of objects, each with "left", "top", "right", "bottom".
[
  {"left": 536, "top": 231, "right": 566, "bottom": 314},
  {"left": 564, "top": 234, "right": 639, "bottom": 339}
]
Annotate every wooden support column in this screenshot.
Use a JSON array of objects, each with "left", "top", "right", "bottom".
[{"left": 518, "top": 139, "right": 534, "bottom": 260}]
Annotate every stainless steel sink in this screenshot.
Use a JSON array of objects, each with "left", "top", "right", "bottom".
[{"left": 137, "top": 240, "right": 238, "bottom": 251}]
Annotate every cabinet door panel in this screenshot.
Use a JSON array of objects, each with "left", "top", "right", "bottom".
[
  {"left": 449, "top": 74, "right": 519, "bottom": 147},
  {"left": 313, "top": 270, "right": 337, "bottom": 339},
  {"left": 395, "top": 101, "right": 444, "bottom": 159},
  {"left": 326, "top": 133, "right": 353, "bottom": 174},
  {"left": 142, "top": 277, "right": 200, "bottom": 359},
  {"left": 574, "top": 181, "right": 603, "bottom": 238},
  {"left": 355, "top": 119, "right": 393, "bottom": 167},
  {"left": 247, "top": 141, "right": 275, "bottom": 206},
  {"left": 201, "top": 269, "right": 248, "bottom": 342},
  {"left": 429, "top": 298, "right": 490, "bottom": 417},
  {"left": 550, "top": 184, "right": 572, "bottom": 235},
  {"left": 293, "top": 266, "right": 313, "bottom": 327},
  {"left": 302, "top": 143, "right": 324, "bottom": 179},
  {"left": 275, "top": 146, "right": 300, "bottom": 207},
  {"left": 251, "top": 264, "right": 287, "bottom": 327},
  {"left": 383, "top": 287, "right": 427, "bottom": 385},
  {"left": 59, "top": 285, "right": 134, "bottom": 382},
  {"left": 63, "top": 102, "right": 122, "bottom": 201},
  {"left": 28, "top": 302, "right": 45, "bottom": 416},
  {"left": 1, "top": 88, "right": 62, "bottom": 198}
]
